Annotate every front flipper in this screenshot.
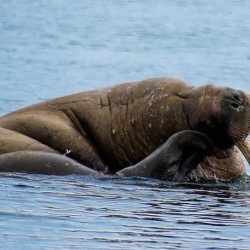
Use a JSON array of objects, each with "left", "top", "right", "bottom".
[
  {"left": 117, "top": 130, "right": 214, "bottom": 181},
  {"left": 0, "top": 151, "right": 98, "bottom": 175}
]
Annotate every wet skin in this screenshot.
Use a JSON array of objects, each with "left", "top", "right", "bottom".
[
  {"left": 0, "top": 78, "right": 249, "bottom": 182},
  {"left": 0, "top": 131, "right": 214, "bottom": 182}
]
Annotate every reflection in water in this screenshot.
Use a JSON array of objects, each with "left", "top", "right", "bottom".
[{"left": 0, "top": 174, "right": 250, "bottom": 249}]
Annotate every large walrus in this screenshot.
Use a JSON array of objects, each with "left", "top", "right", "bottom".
[{"left": 0, "top": 77, "right": 250, "bottom": 182}]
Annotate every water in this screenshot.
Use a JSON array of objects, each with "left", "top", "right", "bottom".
[
  {"left": 0, "top": 0, "right": 250, "bottom": 249},
  {"left": 1, "top": 174, "right": 250, "bottom": 250}
]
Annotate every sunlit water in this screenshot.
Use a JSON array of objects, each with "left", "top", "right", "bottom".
[{"left": 1, "top": 1, "right": 250, "bottom": 249}]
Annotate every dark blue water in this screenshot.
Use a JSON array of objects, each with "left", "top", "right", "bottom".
[{"left": 1, "top": 1, "right": 250, "bottom": 249}]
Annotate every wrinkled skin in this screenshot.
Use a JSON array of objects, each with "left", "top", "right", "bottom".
[{"left": 0, "top": 77, "right": 249, "bottom": 182}]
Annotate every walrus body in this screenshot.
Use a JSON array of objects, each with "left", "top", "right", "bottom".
[{"left": 0, "top": 77, "right": 249, "bottom": 182}]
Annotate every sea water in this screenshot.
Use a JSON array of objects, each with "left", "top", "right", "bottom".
[{"left": 0, "top": 1, "right": 250, "bottom": 249}]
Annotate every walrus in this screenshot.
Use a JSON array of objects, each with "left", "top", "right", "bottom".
[{"left": 0, "top": 77, "right": 250, "bottom": 182}]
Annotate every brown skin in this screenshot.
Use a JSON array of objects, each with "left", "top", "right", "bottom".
[
  {"left": 188, "top": 146, "right": 246, "bottom": 182},
  {"left": 0, "top": 77, "right": 249, "bottom": 181}
]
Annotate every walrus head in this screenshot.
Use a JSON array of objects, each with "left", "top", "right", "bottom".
[
  {"left": 181, "top": 84, "right": 250, "bottom": 165},
  {"left": 182, "top": 85, "right": 250, "bottom": 147}
]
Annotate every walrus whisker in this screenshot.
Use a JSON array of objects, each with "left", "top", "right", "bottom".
[
  {"left": 230, "top": 116, "right": 250, "bottom": 141},
  {"left": 232, "top": 131, "right": 248, "bottom": 142}
]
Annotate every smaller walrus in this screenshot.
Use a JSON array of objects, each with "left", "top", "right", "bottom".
[
  {"left": 0, "top": 130, "right": 214, "bottom": 181},
  {"left": 0, "top": 77, "right": 250, "bottom": 182}
]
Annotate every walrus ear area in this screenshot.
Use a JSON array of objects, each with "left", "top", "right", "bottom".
[{"left": 161, "top": 131, "right": 214, "bottom": 182}]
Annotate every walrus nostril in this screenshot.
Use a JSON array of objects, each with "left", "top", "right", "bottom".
[
  {"left": 233, "top": 92, "right": 241, "bottom": 102},
  {"left": 233, "top": 93, "right": 242, "bottom": 103},
  {"left": 227, "top": 90, "right": 244, "bottom": 110},
  {"left": 231, "top": 102, "right": 240, "bottom": 109},
  {"left": 226, "top": 88, "right": 243, "bottom": 105}
]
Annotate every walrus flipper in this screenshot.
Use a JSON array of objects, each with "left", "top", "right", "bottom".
[
  {"left": 117, "top": 131, "right": 214, "bottom": 181},
  {"left": 0, "top": 151, "right": 98, "bottom": 175}
]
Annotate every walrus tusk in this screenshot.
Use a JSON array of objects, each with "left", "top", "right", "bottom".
[{"left": 236, "top": 140, "right": 250, "bottom": 165}]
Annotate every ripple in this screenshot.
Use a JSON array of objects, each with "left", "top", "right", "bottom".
[{"left": 1, "top": 174, "right": 250, "bottom": 249}]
